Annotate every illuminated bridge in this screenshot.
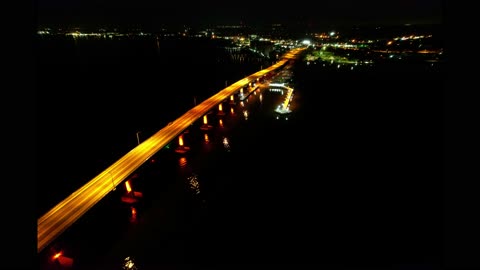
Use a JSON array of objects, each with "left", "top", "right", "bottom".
[{"left": 37, "top": 47, "right": 306, "bottom": 253}]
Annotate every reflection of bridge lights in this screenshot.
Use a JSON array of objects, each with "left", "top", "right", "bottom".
[
  {"left": 179, "top": 157, "right": 188, "bottom": 168},
  {"left": 243, "top": 110, "right": 248, "bottom": 120},
  {"left": 259, "top": 94, "right": 263, "bottom": 102},
  {"left": 240, "top": 101, "right": 244, "bottom": 107},
  {"left": 204, "top": 133, "right": 209, "bottom": 143},
  {"left": 230, "top": 107, "right": 234, "bottom": 114},
  {"left": 222, "top": 137, "right": 231, "bottom": 151},
  {"left": 188, "top": 174, "right": 201, "bottom": 195},
  {"left": 123, "top": 257, "right": 138, "bottom": 270},
  {"left": 130, "top": 206, "right": 137, "bottom": 222},
  {"left": 219, "top": 119, "right": 223, "bottom": 127}
]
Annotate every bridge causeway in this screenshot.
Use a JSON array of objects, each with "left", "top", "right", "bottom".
[{"left": 37, "top": 47, "right": 306, "bottom": 253}]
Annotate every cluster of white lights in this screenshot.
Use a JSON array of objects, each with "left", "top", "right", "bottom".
[
  {"left": 222, "top": 137, "right": 231, "bottom": 151},
  {"left": 188, "top": 174, "right": 200, "bottom": 195},
  {"left": 123, "top": 257, "right": 138, "bottom": 270}
]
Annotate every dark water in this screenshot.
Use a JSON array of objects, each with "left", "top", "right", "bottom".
[{"left": 37, "top": 35, "right": 445, "bottom": 269}]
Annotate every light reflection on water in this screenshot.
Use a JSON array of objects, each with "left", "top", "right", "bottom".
[
  {"left": 187, "top": 174, "right": 201, "bottom": 195},
  {"left": 179, "top": 156, "right": 188, "bottom": 168},
  {"left": 129, "top": 206, "right": 137, "bottom": 223},
  {"left": 243, "top": 110, "right": 248, "bottom": 120},
  {"left": 122, "top": 256, "right": 138, "bottom": 270},
  {"left": 222, "top": 136, "right": 231, "bottom": 151}
]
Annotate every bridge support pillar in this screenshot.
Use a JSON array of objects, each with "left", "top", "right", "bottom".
[
  {"left": 175, "top": 134, "right": 190, "bottom": 153},
  {"left": 200, "top": 115, "right": 212, "bottom": 130},
  {"left": 217, "top": 103, "right": 225, "bottom": 116}
]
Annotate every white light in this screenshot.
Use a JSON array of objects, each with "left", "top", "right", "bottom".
[{"left": 301, "top": 39, "right": 311, "bottom": 45}]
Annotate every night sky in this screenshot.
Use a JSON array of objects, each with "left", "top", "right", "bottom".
[{"left": 35, "top": 0, "right": 444, "bottom": 30}]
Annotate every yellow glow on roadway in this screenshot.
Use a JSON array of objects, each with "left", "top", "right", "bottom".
[{"left": 37, "top": 47, "right": 306, "bottom": 253}]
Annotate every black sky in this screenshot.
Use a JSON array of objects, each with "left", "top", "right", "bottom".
[{"left": 35, "top": 0, "right": 444, "bottom": 30}]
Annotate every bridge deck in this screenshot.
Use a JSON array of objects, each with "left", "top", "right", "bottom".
[{"left": 37, "top": 47, "right": 306, "bottom": 253}]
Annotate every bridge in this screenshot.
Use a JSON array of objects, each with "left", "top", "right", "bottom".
[{"left": 37, "top": 47, "right": 306, "bottom": 253}]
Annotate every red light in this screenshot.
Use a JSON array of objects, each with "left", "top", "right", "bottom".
[
  {"left": 53, "top": 252, "right": 62, "bottom": 260},
  {"left": 130, "top": 206, "right": 137, "bottom": 222}
]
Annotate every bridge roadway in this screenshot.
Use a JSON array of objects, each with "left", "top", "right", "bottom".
[{"left": 37, "top": 47, "right": 306, "bottom": 253}]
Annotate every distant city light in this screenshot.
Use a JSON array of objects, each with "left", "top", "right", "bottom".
[{"left": 301, "top": 39, "right": 311, "bottom": 45}]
